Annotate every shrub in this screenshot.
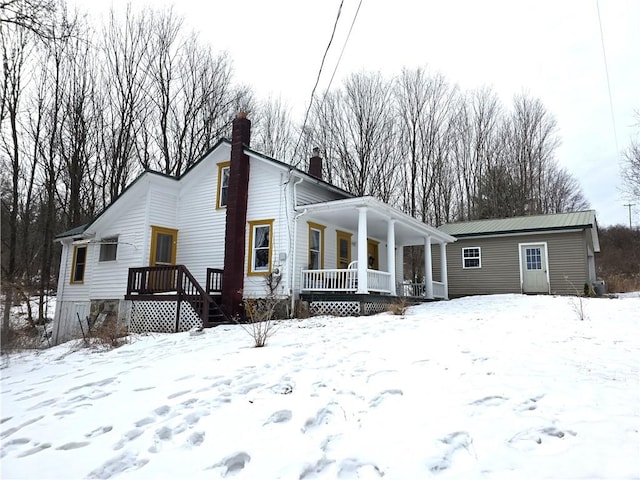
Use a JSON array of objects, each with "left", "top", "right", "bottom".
[{"left": 237, "top": 272, "right": 284, "bottom": 347}]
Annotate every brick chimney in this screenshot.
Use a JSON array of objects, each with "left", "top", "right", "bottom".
[
  {"left": 221, "top": 112, "right": 251, "bottom": 317},
  {"left": 308, "top": 147, "right": 323, "bottom": 180}
]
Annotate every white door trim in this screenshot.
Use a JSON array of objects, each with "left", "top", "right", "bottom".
[{"left": 518, "top": 241, "right": 550, "bottom": 294}]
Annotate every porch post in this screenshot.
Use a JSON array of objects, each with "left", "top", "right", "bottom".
[
  {"left": 396, "top": 245, "right": 404, "bottom": 295},
  {"left": 440, "top": 242, "right": 449, "bottom": 299},
  {"left": 387, "top": 220, "right": 396, "bottom": 295},
  {"left": 356, "top": 207, "right": 368, "bottom": 294},
  {"left": 424, "top": 236, "right": 434, "bottom": 299}
]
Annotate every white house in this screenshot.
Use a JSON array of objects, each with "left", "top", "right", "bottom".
[{"left": 52, "top": 113, "right": 455, "bottom": 343}]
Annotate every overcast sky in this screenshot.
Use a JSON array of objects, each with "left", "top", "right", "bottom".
[{"left": 72, "top": 0, "right": 640, "bottom": 227}]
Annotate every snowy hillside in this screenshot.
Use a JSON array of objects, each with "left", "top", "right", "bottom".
[{"left": 1, "top": 294, "right": 639, "bottom": 479}]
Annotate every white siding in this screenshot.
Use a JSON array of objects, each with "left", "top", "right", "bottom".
[
  {"left": 296, "top": 180, "right": 349, "bottom": 205},
  {"left": 148, "top": 188, "right": 178, "bottom": 230},
  {"left": 59, "top": 242, "right": 93, "bottom": 302},
  {"left": 177, "top": 148, "right": 229, "bottom": 285},
  {"left": 243, "top": 160, "right": 291, "bottom": 297},
  {"left": 53, "top": 300, "right": 90, "bottom": 344},
  {"left": 88, "top": 188, "right": 148, "bottom": 299}
]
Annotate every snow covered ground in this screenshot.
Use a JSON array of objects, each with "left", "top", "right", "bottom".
[{"left": 1, "top": 294, "right": 638, "bottom": 479}]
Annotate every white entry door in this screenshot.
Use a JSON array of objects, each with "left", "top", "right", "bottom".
[{"left": 520, "top": 244, "right": 549, "bottom": 293}]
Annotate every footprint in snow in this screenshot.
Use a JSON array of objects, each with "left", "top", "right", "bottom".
[
  {"left": 508, "top": 426, "right": 577, "bottom": 447},
  {"left": 469, "top": 395, "right": 508, "bottom": 406},
  {"left": 153, "top": 405, "right": 170, "bottom": 416},
  {"left": 167, "top": 389, "right": 191, "bottom": 399},
  {"left": 264, "top": 410, "right": 292, "bottom": 425},
  {"left": 65, "top": 377, "right": 116, "bottom": 394},
  {"left": 17, "top": 442, "right": 51, "bottom": 458},
  {"left": 134, "top": 417, "right": 155, "bottom": 428},
  {"left": 223, "top": 452, "right": 251, "bottom": 476},
  {"left": 1, "top": 416, "right": 44, "bottom": 439},
  {"left": 338, "top": 458, "right": 384, "bottom": 478},
  {"left": 87, "top": 451, "right": 149, "bottom": 479},
  {"left": 518, "top": 394, "right": 545, "bottom": 412},
  {"left": 184, "top": 431, "right": 205, "bottom": 448},
  {"left": 174, "top": 409, "right": 209, "bottom": 434},
  {"left": 427, "top": 431, "right": 473, "bottom": 473},
  {"left": 85, "top": 426, "right": 113, "bottom": 438},
  {"left": 56, "top": 441, "right": 90, "bottom": 450},
  {"left": 0, "top": 437, "right": 30, "bottom": 458},
  {"left": 369, "top": 389, "right": 403, "bottom": 408},
  {"left": 27, "top": 399, "right": 56, "bottom": 411},
  {"left": 113, "top": 428, "right": 145, "bottom": 450}
]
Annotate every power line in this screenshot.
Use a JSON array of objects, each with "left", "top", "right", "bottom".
[
  {"left": 324, "top": 0, "right": 363, "bottom": 98},
  {"left": 596, "top": 0, "right": 619, "bottom": 153},
  {"left": 291, "top": 0, "right": 345, "bottom": 165}
]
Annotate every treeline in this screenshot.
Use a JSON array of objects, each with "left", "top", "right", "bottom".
[
  {"left": 300, "top": 70, "right": 588, "bottom": 226},
  {"left": 1, "top": 5, "right": 255, "bottom": 327},
  {"left": 1, "top": 1, "right": 588, "bottom": 326},
  {"left": 596, "top": 226, "right": 640, "bottom": 292}
]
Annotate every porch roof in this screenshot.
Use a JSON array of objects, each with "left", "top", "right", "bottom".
[{"left": 300, "top": 196, "right": 456, "bottom": 245}]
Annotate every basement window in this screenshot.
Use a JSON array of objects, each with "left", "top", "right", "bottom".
[
  {"left": 99, "top": 237, "right": 118, "bottom": 262},
  {"left": 462, "top": 247, "right": 481, "bottom": 269}
]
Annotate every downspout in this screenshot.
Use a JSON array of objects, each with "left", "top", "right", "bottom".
[{"left": 289, "top": 175, "right": 306, "bottom": 316}]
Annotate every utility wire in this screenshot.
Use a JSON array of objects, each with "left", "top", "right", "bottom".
[
  {"left": 291, "top": 0, "right": 345, "bottom": 166},
  {"left": 323, "top": 0, "right": 363, "bottom": 100},
  {"left": 596, "top": 0, "right": 619, "bottom": 153}
]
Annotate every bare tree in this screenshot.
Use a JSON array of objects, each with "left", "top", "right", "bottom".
[
  {"left": 0, "top": 0, "right": 67, "bottom": 40},
  {"left": 311, "top": 72, "right": 398, "bottom": 199},
  {"left": 0, "top": 21, "right": 28, "bottom": 333},
  {"left": 99, "top": 6, "right": 150, "bottom": 203},
  {"left": 621, "top": 110, "right": 640, "bottom": 201},
  {"left": 252, "top": 96, "right": 294, "bottom": 160}
]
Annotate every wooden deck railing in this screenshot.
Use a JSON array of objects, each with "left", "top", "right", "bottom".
[
  {"left": 126, "top": 265, "right": 229, "bottom": 325},
  {"left": 206, "top": 268, "right": 223, "bottom": 294}
]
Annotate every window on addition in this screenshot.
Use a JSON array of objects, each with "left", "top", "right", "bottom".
[{"left": 462, "top": 247, "right": 481, "bottom": 269}]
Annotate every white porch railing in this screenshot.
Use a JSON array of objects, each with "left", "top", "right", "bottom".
[
  {"left": 432, "top": 281, "right": 446, "bottom": 299},
  {"left": 301, "top": 268, "right": 392, "bottom": 294},
  {"left": 301, "top": 269, "right": 445, "bottom": 298},
  {"left": 397, "top": 281, "right": 446, "bottom": 299}
]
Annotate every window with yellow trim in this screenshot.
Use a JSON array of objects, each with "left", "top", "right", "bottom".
[
  {"left": 70, "top": 245, "right": 87, "bottom": 283},
  {"left": 248, "top": 219, "right": 274, "bottom": 275},
  {"left": 149, "top": 226, "right": 178, "bottom": 266},
  {"left": 216, "top": 161, "right": 231, "bottom": 209},
  {"left": 336, "top": 230, "right": 352, "bottom": 269},
  {"left": 308, "top": 222, "right": 326, "bottom": 270}
]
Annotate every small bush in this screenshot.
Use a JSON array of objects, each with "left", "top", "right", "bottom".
[
  {"left": 387, "top": 299, "right": 409, "bottom": 316},
  {"left": 0, "top": 324, "right": 45, "bottom": 353},
  {"left": 602, "top": 273, "right": 640, "bottom": 293},
  {"left": 237, "top": 272, "right": 285, "bottom": 347},
  {"left": 71, "top": 317, "right": 129, "bottom": 351}
]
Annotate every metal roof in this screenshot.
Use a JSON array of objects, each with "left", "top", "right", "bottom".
[
  {"left": 438, "top": 210, "right": 597, "bottom": 237},
  {"left": 54, "top": 223, "right": 90, "bottom": 239}
]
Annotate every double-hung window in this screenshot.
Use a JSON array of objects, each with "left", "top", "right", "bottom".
[
  {"left": 99, "top": 237, "right": 118, "bottom": 262},
  {"left": 308, "top": 222, "right": 326, "bottom": 270},
  {"left": 248, "top": 219, "right": 274, "bottom": 275},
  {"left": 71, "top": 245, "right": 87, "bottom": 283},
  {"left": 462, "top": 247, "right": 481, "bottom": 269},
  {"left": 216, "top": 161, "right": 230, "bottom": 209}
]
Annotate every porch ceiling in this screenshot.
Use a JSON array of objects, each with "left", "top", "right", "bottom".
[{"left": 299, "top": 196, "right": 455, "bottom": 246}]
